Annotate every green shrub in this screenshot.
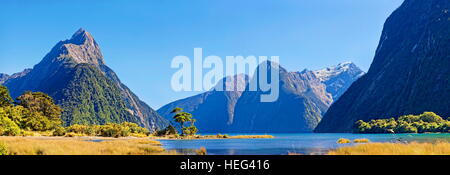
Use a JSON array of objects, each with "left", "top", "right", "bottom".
[
  {"left": 64, "top": 122, "right": 148, "bottom": 138},
  {"left": 354, "top": 112, "right": 448, "bottom": 133},
  {"left": 0, "top": 116, "right": 21, "bottom": 136},
  {"left": 53, "top": 126, "right": 66, "bottom": 136},
  {"left": 337, "top": 138, "right": 351, "bottom": 144},
  {"left": 182, "top": 126, "right": 198, "bottom": 136},
  {"left": 155, "top": 125, "right": 177, "bottom": 136},
  {"left": 0, "top": 142, "right": 8, "bottom": 155}
]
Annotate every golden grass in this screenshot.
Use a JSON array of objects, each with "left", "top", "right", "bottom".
[
  {"left": 195, "top": 147, "right": 207, "bottom": 155},
  {"left": 337, "top": 138, "right": 351, "bottom": 144},
  {"left": 329, "top": 142, "right": 450, "bottom": 155},
  {"left": 153, "top": 134, "right": 274, "bottom": 140},
  {"left": 353, "top": 138, "right": 370, "bottom": 143},
  {"left": 0, "top": 136, "right": 177, "bottom": 155}
]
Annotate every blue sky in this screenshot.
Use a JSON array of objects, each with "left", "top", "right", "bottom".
[{"left": 0, "top": 0, "right": 404, "bottom": 108}]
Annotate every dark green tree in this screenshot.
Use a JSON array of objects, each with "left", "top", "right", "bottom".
[
  {"left": 16, "top": 91, "right": 63, "bottom": 131},
  {"left": 171, "top": 107, "right": 197, "bottom": 136},
  {"left": 0, "top": 86, "right": 13, "bottom": 107}
]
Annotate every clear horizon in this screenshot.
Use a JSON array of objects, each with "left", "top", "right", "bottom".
[{"left": 0, "top": 0, "right": 404, "bottom": 108}]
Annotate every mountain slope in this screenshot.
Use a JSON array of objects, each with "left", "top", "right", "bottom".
[
  {"left": 0, "top": 74, "right": 9, "bottom": 84},
  {"left": 313, "top": 62, "right": 365, "bottom": 101},
  {"left": 3, "top": 28, "right": 168, "bottom": 130},
  {"left": 158, "top": 61, "right": 363, "bottom": 133},
  {"left": 315, "top": 0, "right": 450, "bottom": 133},
  {"left": 230, "top": 61, "right": 330, "bottom": 133},
  {"left": 157, "top": 74, "right": 248, "bottom": 133}
]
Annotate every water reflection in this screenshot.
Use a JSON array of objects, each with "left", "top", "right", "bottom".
[{"left": 158, "top": 133, "right": 450, "bottom": 155}]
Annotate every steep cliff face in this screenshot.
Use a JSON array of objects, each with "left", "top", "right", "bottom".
[
  {"left": 158, "top": 61, "right": 363, "bottom": 133},
  {"left": 157, "top": 74, "right": 248, "bottom": 133},
  {"left": 230, "top": 62, "right": 330, "bottom": 133},
  {"left": 3, "top": 28, "right": 168, "bottom": 131},
  {"left": 315, "top": 0, "right": 450, "bottom": 133},
  {"left": 313, "top": 62, "right": 365, "bottom": 101}
]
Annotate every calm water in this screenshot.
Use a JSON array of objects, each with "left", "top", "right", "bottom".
[{"left": 158, "top": 133, "right": 450, "bottom": 155}]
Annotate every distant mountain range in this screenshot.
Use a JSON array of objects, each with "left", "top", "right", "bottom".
[
  {"left": 1, "top": 29, "right": 168, "bottom": 131},
  {"left": 315, "top": 0, "right": 450, "bottom": 132},
  {"left": 158, "top": 61, "right": 364, "bottom": 133}
]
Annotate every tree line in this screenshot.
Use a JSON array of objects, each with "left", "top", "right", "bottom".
[
  {"left": 354, "top": 112, "right": 450, "bottom": 133},
  {"left": 0, "top": 85, "right": 149, "bottom": 137}
]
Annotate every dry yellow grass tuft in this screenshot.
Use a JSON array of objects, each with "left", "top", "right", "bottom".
[
  {"left": 329, "top": 142, "right": 450, "bottom": 155},
  {"left": 353, "top": 138, "right": 370, "bottom": 143},
  {"left": 337, "top": 138, "right": 351, "bottom": 144},
  {"left": 195, "top": 147, "right": 207, "bottom": 155},
  {"left": 0, "top": 136, "right": 177, "bottom": 155}
]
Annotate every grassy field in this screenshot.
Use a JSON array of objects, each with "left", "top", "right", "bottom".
[
  {"left": 0, "top": 134, "right": 273, "bottom": 155},
  {"left": 0, "top": 136, "right": 178, "bottom": 155},
  {"left": 329, "top": 142, "right": 450, "bottom": 155}
]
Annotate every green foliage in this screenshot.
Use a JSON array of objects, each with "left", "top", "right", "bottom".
[
  {"left": 182, "top": 126, "right": 198, "bottom": 136},
  {"left": 0, "top": 115, "right": 21, "bottom": 136},
  {"left": 0, "top": 86, "right": 148, "bottom": 138},
  {"left": 170, "top": 107, "right": 183, "bottom": 114},
  {"left": 52, "top": 126, "right": 67, "bottom": 136},
  {"left": 60, "top": 64, "right": 138, "bottom": 126},
  {"left": 155, "top": 124, "right": 178, "bottom": 136},
  {"left": 170, "top": 108, "right": 198, "bottom": 136},
  {"left": 65, "top": 122, "right": 149, "bottom": 138},
  {"left": 0, "top": 86, "right": 13, "bottom": 107},
  {"left": 17, "top": 91, "right": 63, "bottom": 122},
  {"left": 354, "top": 112, "right": 450, "bottom": 133},
  {"left": 0, "top": 142, "right": 8, "bottom": 155},
  {"left": 16, "top": 92, "right": 63, "bottom": 131}
]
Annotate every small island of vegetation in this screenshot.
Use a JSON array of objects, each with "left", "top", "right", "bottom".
[{"left": 354, "top": 112, "right": 450, "bottom": 133}]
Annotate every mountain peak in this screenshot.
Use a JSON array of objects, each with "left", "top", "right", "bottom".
[
  {"left": 54, "top": 28, "right": 104, "bottom": 65},
  {"left": 313, "top": 61, "right": 364, "bottom": 82},
  {"left": 69, "top": 28, "right": 94, "bottom": 45}
]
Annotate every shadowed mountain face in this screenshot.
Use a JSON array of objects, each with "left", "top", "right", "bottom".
[
  {"left": 157, "top": 74, "right": 249, "bottom": 133},
  {"left": 0, "top": 74, "right": 9, "bottom": 84},
  {"left": 315, "top": 0, "right": 450, "bottom": 133},
  {"left": 230, "top": 62, "right": 331, "bottom": 133},
  {"left": 2, "top": 28, "right": 168, "bottom": 131},
  {"left": 158, "top": 62, "right": 363, "bottom": 133}
]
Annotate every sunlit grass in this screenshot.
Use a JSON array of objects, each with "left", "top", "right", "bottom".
[
  {"left": 329, "top": 142, "right": 450, "bottom": 155},
  {"left": 337, "top": 138, "right": 351, "bottom": 144},
  {"left": 353, "top": 138, "right": 370, "bottom": 143},
  {"left": 0, "top": 136, "right": 177, "bottom": 155}
]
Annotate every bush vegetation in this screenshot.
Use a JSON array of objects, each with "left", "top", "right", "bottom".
[
  {"left": 155, "top": 124, "right": 178, "bottom": 136},
  {"left": 354, "top": 112, "right": 450, "bottom": 133},
  {"left": 0, "top": 85, "right": 149, "bottom": 138},
  {"left": 168, "top": 107, "right": 198, "bottom": 136},
  {"left": 0, "top": 142, "right": 8, "bottom": 155},
  {"left": 337, "top": 138, "right": 351, "bottom": 144},
  {"left": 66, "top": 122, "right": 150, "bottom": 138}
]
